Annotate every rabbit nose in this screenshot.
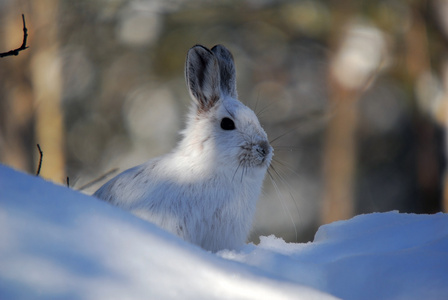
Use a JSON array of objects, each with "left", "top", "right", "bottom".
[{"left": 256, "top": 141, "right": 270, "bottom": 157}]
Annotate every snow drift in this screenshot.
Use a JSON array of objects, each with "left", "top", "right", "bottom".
[{"left": 0, "top": 164, "right": 447, "bottom": 299}]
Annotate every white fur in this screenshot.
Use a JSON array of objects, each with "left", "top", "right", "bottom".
[{"left": 94, "top": 45, "right": 273, "bottom": 252}]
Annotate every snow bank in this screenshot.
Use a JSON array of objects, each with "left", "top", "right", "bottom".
[
  {"left": 223, "top": 212, "right": 448, "bottom": 300},
  {"left": 1, "top": 164, "right": 448, "bottom": 300},
  {"left": 0, "top": 165, "right": 335, "bottom": 300}
]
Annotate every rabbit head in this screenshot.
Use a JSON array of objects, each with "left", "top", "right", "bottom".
[{"left": 180, "top": 45, "right": 273, "bottom": 178}]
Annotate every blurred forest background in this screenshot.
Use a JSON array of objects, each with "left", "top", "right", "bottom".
[{"left": 1, "top": 0, "right": 447, "bottom": 243}]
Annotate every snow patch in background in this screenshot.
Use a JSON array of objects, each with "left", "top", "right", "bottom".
[{"left": 1, "top": 164, "right": 447, "bottom": 300}]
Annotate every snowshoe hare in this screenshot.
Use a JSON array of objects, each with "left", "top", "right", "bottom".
[{"left": 94, "top": 44, "right": 273, "bottom": 252}]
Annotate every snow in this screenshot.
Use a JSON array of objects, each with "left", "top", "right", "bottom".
[
  {"left": 222, "top": 213, "right": 448, "bottom": 300},
  {"left": 1, "top": 164, "right": 448, "bottom": 300}
]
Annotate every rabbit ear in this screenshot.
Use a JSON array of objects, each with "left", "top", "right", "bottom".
[
  {"left": 186, "top": 45, "right": 221, "bottom": 112},
  {"left": 211, "top": 45, "right": 237, "bottom": 99}
]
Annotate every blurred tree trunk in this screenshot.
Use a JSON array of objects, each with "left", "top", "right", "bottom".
[
  {"left": 431, "top": 0, "right": 448, "bottom": 212},
  {"left": 321, "top": 6, "right": 358, "bottom": 224},
  {"left": 0, "top": 5, "right": 34, "bottom": 173},
  {"left": 322, "top": 87, "right": 358, "bottom": 223},
  {"left": 406, "top": 3, "right": 443, "bottom": 213},
  {"left": 30, "top": 0, "right": 65, "bottom": 183},
  {"left": 322, "top": 13, "right": 386, "bottom": 223},
  {"left": 443, "top": 62, "right": 448, "bottom": 213}
]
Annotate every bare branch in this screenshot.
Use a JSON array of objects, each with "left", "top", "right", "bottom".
[
  {"left": 0, "top": 14, "right": 29, "bottom": 58},
  {"left": 78, "top": 168, "right": 119, "bottom": 191},
  {"left": 36, "top": 144, "right": 43, "bottom": 176}
]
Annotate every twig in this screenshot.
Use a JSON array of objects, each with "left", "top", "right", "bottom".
[
  {"left": 36, "top": 144, "right": 43, "bottom": 176},
  {"left": 78, "top": 168, "right": 119, "bottom": 191},
  {"left": 0, "top": 14, "right": 29, "bottom": 58}
]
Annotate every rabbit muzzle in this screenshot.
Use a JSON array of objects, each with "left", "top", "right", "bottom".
[{"left": 240, "top": 140, "right": 273, "bottom": 168}]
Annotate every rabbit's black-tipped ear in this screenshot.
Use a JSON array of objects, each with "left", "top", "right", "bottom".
[
  {"left": 211, "top": 45, "right": 237, "bottom": 99},
  {"left": 186, "top": 45, "right": 221, "bottom": 112}
]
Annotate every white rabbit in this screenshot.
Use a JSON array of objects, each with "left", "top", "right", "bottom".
[{"left": 94, "top": 44, "right": 273, "bottom": 252}]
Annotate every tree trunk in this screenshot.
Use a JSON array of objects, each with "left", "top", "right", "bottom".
[{"left": 30, "top": 0, "right": 65, "bottom": 183}]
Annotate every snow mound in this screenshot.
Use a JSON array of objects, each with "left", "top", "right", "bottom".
[
  {"left": 223, "top": 212, "right": 448, "bottom": 300},
  {"left": 1, "top": 164, "right": 448, "bottom": 300},
  {"left": 0, "top": 165, "right": 335, "bottom": 300}
]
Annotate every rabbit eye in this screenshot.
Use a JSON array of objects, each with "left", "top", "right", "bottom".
[{"left": 221, "top": 117, "right": 235, "bottom": 130}]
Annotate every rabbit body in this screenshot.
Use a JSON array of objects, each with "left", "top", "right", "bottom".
[{"left": 94, "top": 45, "right": 272, "bottom": 252}]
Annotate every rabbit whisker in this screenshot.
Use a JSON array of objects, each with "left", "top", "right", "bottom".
[
  {"left": 224, "top": 106, "right": 236, "bottom": 119},
  {"left": 255, "top": 101, "right": 276, "bottom": 119},
  {"left": 253, "top": 89, "right": 261, "bottom": 114},
  {"left": 271, "top": 157, "right": 301, "bottom": 177},
  {"left": 273, "top": 145, "right": 301, "bottom": 151},
  {"left": 240, "top": 164, "right": 247, "bottom": 184},
  {"left": 267, "top": 166, "right": 298, "bottom": 241},
  {"left": 269, "top": 163, "right": 302, "bottom": 232},
  {"left": 269, "top": 127, "right": 299, "bottom": 145},
  {"left": 232, "top": 161, "right": 243, "bottom": 183}
]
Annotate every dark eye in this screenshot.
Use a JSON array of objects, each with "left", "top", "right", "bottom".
[{"left": 220, "top": 117, "right": 235, "bottom": 130}]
